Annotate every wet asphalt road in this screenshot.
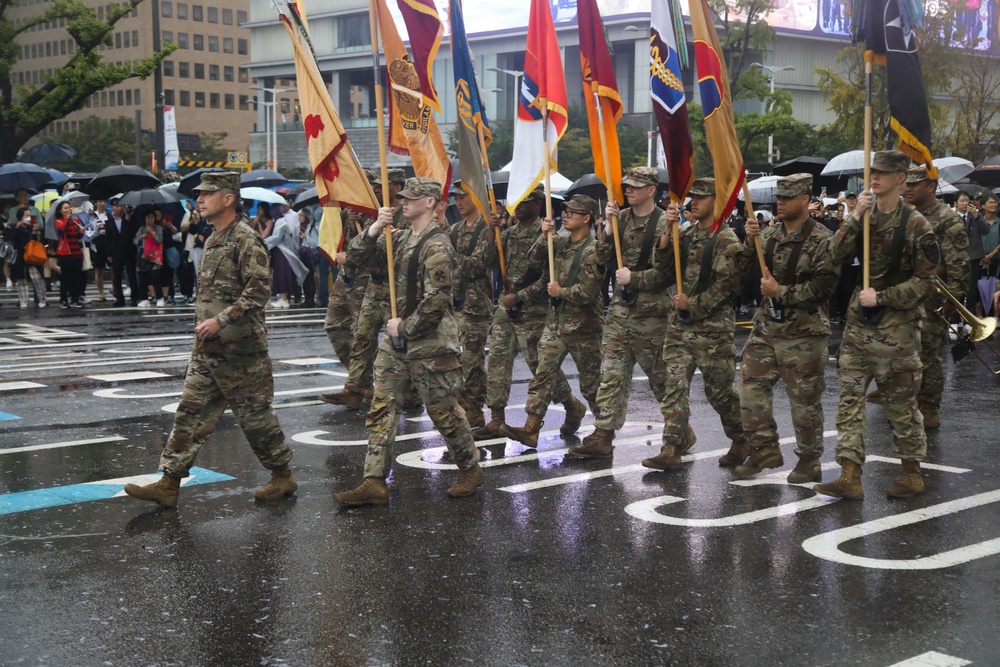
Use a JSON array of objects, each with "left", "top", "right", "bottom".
[{"left": 1, "top": 287, "right": 999, "bottom": 667}]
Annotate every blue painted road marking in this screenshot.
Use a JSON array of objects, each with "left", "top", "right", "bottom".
[
  {"left": 0, "top": 467, "right": 236, "bottom": 515},
  {"left": 0, "top": 411, "right": 20, "bottom": 421}
]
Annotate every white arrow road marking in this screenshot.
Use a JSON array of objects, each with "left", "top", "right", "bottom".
[{"left": 886, "top": 651, "right": 971, "bottom": 667}]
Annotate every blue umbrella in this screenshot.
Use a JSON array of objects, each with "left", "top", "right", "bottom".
[
  {"left": 979, "top": 275, "right": 998, "bottom": 316},
  {"left": 0, "top": 162, "right": 54, "bottom": 193},
  {"left": 17, "top": 142, "right": 76, "bottom": 164}
]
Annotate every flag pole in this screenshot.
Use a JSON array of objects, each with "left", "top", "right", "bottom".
[
  {"left": 368, "top": 0, "right": 403, "bottom": 347},
  {"left": 740, "top": 183, "right": 768, "bottom": 271},
  {"left": 670, "top": 195, "right": 683, "bottom": 295},
  {"left": 477, "top": 123, "right": 508, "bottom": 291},
  {"left": 862, "top": 54, "right": 873, "bottom": 292},
  {"left": 591, "top": 84, "right": 624, "bottom": 269},
  {"left": 540, "top": 98, "right": 556, "bottom": 284}
]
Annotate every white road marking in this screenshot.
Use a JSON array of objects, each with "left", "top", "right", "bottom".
[
  {"left": 0, "top": 334, "right": 192, "bottom": 352},
  {"left": 0, "top": 381, "right": 46, "bottom": 391},
  {"left": 100, "top": 347, "right": 173, "bottom": 354},
  {"left": 2, "top": 353, "right": 192, "bottom": 374},
  {"left": 803, "top": 489, "right": 1000, "bottom": 570},
  {"left": 0, "top": 436, "right": 127, "bottom": 455},
  {"left": 87, "top": 371, "right": 172, "bottom": 382},
  {"left": 887, "top": 651, "right": 971, "bottom": 667},
  {"left": 98, "top": 371, "right": 345, "bottom": 399},
  {"left": 279, "top": 357, "right": 340, "bottom": 366}
]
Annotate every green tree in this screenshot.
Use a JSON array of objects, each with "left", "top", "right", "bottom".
[
  {"left": 48, "top": 116, "right": 151, "bottom": 171},
  {"left": 0, "top": 0, "right": 176, "bottom": 163},
  {"left": 708, "top": 0, "right": 776, "bottom": 102},
  {"left": 948, "top": 48, "right": 1000, "bottom": 163}
]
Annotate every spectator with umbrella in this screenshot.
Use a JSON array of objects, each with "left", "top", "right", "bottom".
[
  {"left": 4, "top": 188, "right": 41, "bottom": 289},
  {"left": 5, "top": 206, "right": 48, "bottom": 308},
  {"left": 134, "top": 206, "right": 164, "bottom": 307},
  {"left": 84, "top": 197, "right": 111, "bottom": 302},
  {"left": 264, "top": 206, "right": 308, "bottom": 309},
  {"left": 154, "top": 208, "right": 181, "bottom": 304},
  {"left": 180, "top": 206, "right": 207, "bottom": 304},
  {"left": 53, "top": 200, "right": 86, "bottom": 308},
  {"left": 105, "top": 195, "right": 139, "bottom": 307},
  {"left": 979, "top": 194, "right": 1000, "bottom": 311},
  {"left": 956, "top": 191, "right": 991, "bottom": 315}
]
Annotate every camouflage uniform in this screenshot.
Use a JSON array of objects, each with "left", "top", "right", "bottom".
[
  {"left": 347, "top": 179, "right": 479, "bottom": 479},
  {"left": 654, "top": 178, "right": 743, "bottom": 451},
  {"left": 521, "top": 212, "right": 605, "bottom": 419},
  {"left": 591, "top": 168, "right": 673, "bottom": 433},
  {"left": 829, "top": 160, "right": 939, "bottom": 466},
  {"left": 906, "top": 167, "right": 970, "bottom": 414},
  {"left": 324, "top": 211, "right": 369, "bottom": 367},
  {"left": 734, "top": 175, "right": 840, "bottom": 461},
  {"left": 448, "top": 208, "right": 497, "bottom": 409},
  {"left": 159, "top": 175, "right": 292, "bottom": 477},
  {"left": 485, "top": 193, "right": 572, "bottom": 414}
]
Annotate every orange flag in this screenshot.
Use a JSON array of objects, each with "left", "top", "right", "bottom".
[
  {"left": 372, "top": 0, "right": 451, "bottom": 194},
  {"left": 279, "top": 3, "right": 379, "bottom": 216}
]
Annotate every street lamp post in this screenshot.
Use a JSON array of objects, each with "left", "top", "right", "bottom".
[
  {"left": 251, "top": 85, "right": 295, "bottom": 171},
  {"left": 752, "top": 63, "right": 795, "bottom": 164},
  {"left": 487, "top": 67, "right": 523, "bottom": 122}
]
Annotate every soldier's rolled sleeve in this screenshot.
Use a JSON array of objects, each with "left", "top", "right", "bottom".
[
  {"left": 559, "top": 246, "right": 603, "bottom": 305},
  {"left": 830, "top": 214, "right": 862, "bottom": 266},
  {"left": 400, "top": 247, "right": 452, "bottom": 341},
  {"left": 687, "top": 238, "right": 740, "bottom": 320},
  {"left": 877, "top": 228, "right": 938, "bottom": 309},
  {"left": 217, "top": 238, "right": 271, "bottom": 329},
  {"left": 778, "top": 236, "right": 840, "bottom": 307}
]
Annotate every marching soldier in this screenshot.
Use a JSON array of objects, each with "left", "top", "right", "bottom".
[
  {"left": 473, "top": 187, "right": 578, "bottom": 442},
  {"left": 643, "top": 178, "right": 747, "bottom": 470},
  {"left": 817, "top": 151, "right": 939, "bottom": 500},
  {"left": 571, "top": 167, "right": 673, "bottom": 459},
  {"left": 903, "top": 165, "right": 970, "bottom": 430},
  {"left": 730, "top": 174, "right": 840, "bottom": 482},
  {"left": 124, "top": 172, "right": 296, "bottom": 507},
  {"left": 335, "top": 178, "right": 484, "bottom": 506},
  {"left": 448, "top": 181, "right": 498, "bottom": 429},
  {"left": 505, "top": 195, "right": 605, "bottom": 446}
]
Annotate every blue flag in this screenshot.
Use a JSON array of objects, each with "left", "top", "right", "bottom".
[{"left": 450, "top": 0, "right": 492, "bottom": 215}]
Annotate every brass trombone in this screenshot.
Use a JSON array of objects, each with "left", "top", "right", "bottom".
[{"left": 932, "top": 276, "right": 1000, "bottom": 374}]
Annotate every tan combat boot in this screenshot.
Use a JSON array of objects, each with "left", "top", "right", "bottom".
[
  {"left": 919, "top": 403, "right": 940, "bottom": 430},
  {"left": 334, "top": 478, "right": 390, "bottom": 506},
  {"left": 642, "top": 444, "right": 682, "bottom": 471},
  {"left": 886, "top": 460, "right": 925, "bottom": 499},
  {"left": 447, "top": 463, "right": 485, "bottom": 498},
  {"left": 254, "top": 466, "right": 298, "bottom": 501},
  {"left": 866, "top": 387, "right": 882, "bottom": 401},
  {"left": 567, "top": 428, "right": 615, "bottom": 459},
  {"left": 718, "top": 437, "right": 751, "bottom": 468},
  {"left": 124, "top": 474, "right": 182, "bottom": 508},
  {"left": 813, "top": 460, "right": 864, "bottom": 500},
  {"left": 505, "top": 415, "right": 544, "bottom": 448},
  {"left": 462, "top": 398, "right": 486, "bottom": 430},
  {"left": 319, "top": 388, "right": 367, "bottom": 410},
  {"left": 472, "top": 409, "right": 506, "bottom": 441},
  {"left": 786, "top": 456, "right": 822, "bottom": 484},
  {"left": 733, "top": 445, "right": 784, "bottom": 479},
  {"left": 677, "top": 425, "right": 698, "bottom": 455},
  {"left": 560, "top": 396, "right": 587, "bottom": 436}
]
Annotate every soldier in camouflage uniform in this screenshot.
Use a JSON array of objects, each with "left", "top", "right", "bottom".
[
  {"left": 816, "top": 151, "right": 940, "bottom": 501},
  {"left": 124, "top": 172, "right": 296, "bottom": 508},
  {"left": 448, "top": 180, "right": 498, "bottom": 429},
  {"left": 903, "top": 165, "right": 970, "bottom": 429},
  {"left": 505, "top": 195, "right": 605, "bottom": 446},
  {"left": 642, "top": 177, "right": 747, "bottom": 471},
  {"left": 728, "top": 174, "right": 840, "bottom": 483},
  {"left": 335, "top": 178, "right": 484, "bottom": 506},
  {"left": 571, "top": 167, "right": 674, "bottom": 458},
  {"left": 473, "top": 186, "right": 578, "bottom": 442}
]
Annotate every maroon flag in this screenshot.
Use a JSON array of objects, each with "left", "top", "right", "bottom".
[{"left": 396, "top": 0, "right": 443, "bottom": 112}]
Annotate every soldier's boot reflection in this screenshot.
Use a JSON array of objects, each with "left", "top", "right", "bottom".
[{"left": 124, "top": 474, "right": 182, "bottom": 508}]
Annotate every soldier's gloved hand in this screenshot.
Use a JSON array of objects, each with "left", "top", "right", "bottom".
[
  {"left": 745, "top": 218, "right": 761, "bottom": 241},
  {"left": 616, "top": 267, "right": 631, "bottom": 286},
  {"left": 548, "top": 281, "right": 561, "bottom": 297},
  {"left": 541, "top": 217, "right": 555, "bottom": 237},
  {"left": 368, "top": 207, "right": 394, "bottom": 238},
  {"left": 502, "top": 292, "right": 520, "bottom": 309},
  {"left": 859, "top": 287, "right": 878, "bottom": 307},
  {"left": 853, "top": 191, "right": 873, "bottom": 219}
]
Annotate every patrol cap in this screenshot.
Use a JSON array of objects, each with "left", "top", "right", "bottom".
[
  {"left": 363, "top": 169, "right": 377, "bottom": 184},
  {"left": 523, "top": 185, "right": 546, "bottom": 203},
  {"left": 905, "top": 165, "right": 934, "bottom": 183},
  {"left": 397, "top": 177, "right": 443, "bottom": 200},
  {"left": 192, "top": 171, "right": 241, "bottom": 193},
  {"left": 450, "top": 180, "right": 469, "bottom": 195},
  {"left": 872, "top": 150, "right": 910, "bottom": 174},
  {"left": 775, "top": 173, "right": 813, "bottom": 197},
  {"left": 373, "top": 168, "right": 406, "bottom": 186},
  {"left": 564, "top": 194, "right": 599, "bottom": 221},
  {"left": 622, "top": 166, "right": 659, "bottom": 188},
  {"left": 689, "top": 178, "right": 716, "bottom": 197}
]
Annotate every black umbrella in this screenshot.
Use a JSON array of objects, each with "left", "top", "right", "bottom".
[
  {"left": 0, "top": 162, "right": 55, "bottom": 193},
  {"left": 286, "top": 182, "right": 313, "bottom": 198},
  {"left": 17, "top": 142, "right": 76, "bottom": 164},
  {"left": 84, "top": 164, "right": 160, "bottom": 199},
  {"left": 241, "top": 169, "right": 287, "bottom": 189},
  {"left": 291, "top": 186, "right": 319, "bottom": 212},
  {"left": 565, "top": 173, "right": 607, "bottom": 200},
  {"left": 117, "top": 188, "right": 185, "bottom": 207},
  {"left": 969, "top": 156, "right": 1000, "bottom": 188},
  {"left": 772, "top": 155, "right": 829, "bottom": 177},
  {"left": 177, "top": 167, "right": 226, "bottom": 198},
  {"left": 488, "top": 170, "right": 509, "bottom": 200},
  {"left": 954, "top": 182, "right": 990, "bottom": 199}
]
